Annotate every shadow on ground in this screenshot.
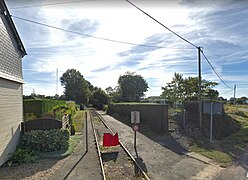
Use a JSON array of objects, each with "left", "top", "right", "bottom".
[
  {"left": 102, "top": 152, "right": 119, "bottom": 162},
  {"left": 103, "top": 113, "right": 189, "bottom": 156}
]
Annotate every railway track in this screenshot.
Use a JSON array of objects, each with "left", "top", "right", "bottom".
[{"left": 89, "top": 109, "right": 150, "bottom": 180}]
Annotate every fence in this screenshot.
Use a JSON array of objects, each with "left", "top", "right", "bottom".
[
  {"left": 107, "top": 103, "right": 168, "bottom": 133},
  {"left": 21, "top": 118, "right": 62, "bottom": 133}
]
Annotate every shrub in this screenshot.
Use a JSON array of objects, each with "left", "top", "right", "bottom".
[
  {"left": 103, "top": 105, "right": 108, "bottom": 111},
  {"left": 235, "top": 111, "right": 247, "bottom": 118},
  {"left": 52, "top": 103, "right": 78, "bottom": 135},
  {"left": 24, "top": 113, "right": 37, "bottom": 121},
  {"left": 23, "top": 99, "right": 66, "bottom": 118},
  {"left": 8, "top": 148, "right": 39, "bottom": 166},
  {"left": 21, "top": 129, "right": 70, "bottom": 152}
]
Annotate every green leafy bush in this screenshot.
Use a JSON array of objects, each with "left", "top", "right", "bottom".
[
  {"left": 23, "top": 99, "right": 66, "bottom": 118},
  {"left": 24, "top": 113, "right": 37, "bottom": 121},
  {"left": 52, "top": 103, "right": 77, "bottom": 135},
  {"left": 8, "top": 148, "right": 39, "bottom": 165},
  {"left": 21, "top": 129, "right": 70, "bottom": 152},
  {"left": 235, "top": 111, "right": 247, "bottom": 118}
]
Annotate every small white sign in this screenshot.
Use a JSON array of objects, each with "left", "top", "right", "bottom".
[{"left": 131, "top": 111, "right": 140, "bottom": 123}]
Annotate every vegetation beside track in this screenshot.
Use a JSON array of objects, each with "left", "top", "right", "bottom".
[{"left": 189, "top": 105, "right": 248, "bottom": 167}]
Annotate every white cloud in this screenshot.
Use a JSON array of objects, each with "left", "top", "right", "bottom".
[{"left": 7, "top": 0, "right": 248, "bottom": 99}]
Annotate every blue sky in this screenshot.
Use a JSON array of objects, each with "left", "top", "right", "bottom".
[{"left": 5, "top": 0, "right": 248, "bottom": 99}]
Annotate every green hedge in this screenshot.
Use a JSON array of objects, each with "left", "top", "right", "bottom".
[
  {"left": 23, "top": 99, "right": 66, "bottom": 118},
  {"left": 20, "top": 129, "right": 70, "bottom": 152}
]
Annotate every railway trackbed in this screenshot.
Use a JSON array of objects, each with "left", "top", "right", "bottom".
[{"left": 89, "top": 109, "right": 150, "bottom": 180}]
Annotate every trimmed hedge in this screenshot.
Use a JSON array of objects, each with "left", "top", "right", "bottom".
[
  {"left": 23, "top": 99, "right": 66, "bottom": 118},
  {"left": 20, "top": 129, "right": 70, "bottom": 152},
  {"left": 107, "top": 103, "right": 168, "bottom": 133}
]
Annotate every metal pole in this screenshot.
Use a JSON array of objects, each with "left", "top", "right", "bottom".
[
  {"left": 210, "top": 102, "right": 213, "bottom": 143},
  {"left": 183, "top": 109, "right": 186, "bottom": 130},
  {"left": 134, "top": 130, "right": 138, "bottom": 156},
  {"left": 198, "top": 47, "right": 202, "bottom": 129},
  {"left": 85, "top": 111, "right": 88, "bottom": 152},
  {"left": 233, "top": 84, "right": 236, "bottom": 105}
]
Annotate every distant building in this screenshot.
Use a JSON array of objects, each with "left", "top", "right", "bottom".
[
  {"left": 0, "top": 0, "right": 26, "bottom": 166},
  {"left": 153, "top": 98, "right": 168, "bottom": 105}
]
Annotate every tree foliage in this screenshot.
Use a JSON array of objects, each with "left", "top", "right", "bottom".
[
  {"left": 105, "top": 86, "right": 122, "bottom": 102},
  {"left": 60, "top": 69, "right": 91, "bottom": 104},
  {"left": 118, "top": 72, "right": 148, "bottom": 102},
  {"left": 89, "top": 87, "right": 109, "bottom": 109},
  {"left": 161, "top": 73, "right": 219, "bottom": 105}
]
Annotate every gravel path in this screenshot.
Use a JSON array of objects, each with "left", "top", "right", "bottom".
[
  {"left": 0, "top": 158, "right": 69, "bottom": 179},
  {"left": 0, "top": 113, "right": 102, "bottom": 180}
]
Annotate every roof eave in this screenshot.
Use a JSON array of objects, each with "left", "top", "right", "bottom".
[{"left": 0, "top": 0, "right": 27, "bottom": 57}]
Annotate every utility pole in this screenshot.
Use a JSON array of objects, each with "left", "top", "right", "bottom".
[
  {"left": 198, "top": 47, "right": 202, "bottom": 129},
  {"left": 233, "top": 84, "right": 248, "bottom": 105},
  {"left": 56, "top": 67, "right": 58, "bottom": 95},
  {"left": 233, "top": 84, "right": 236, "bottom": 105}
]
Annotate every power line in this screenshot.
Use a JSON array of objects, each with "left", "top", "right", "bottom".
[
  {"left": 125, "top": 0, "right": 199, "bottom": 49},
  {"left": 219, "top": 89, "right": 233, "bottom": 96},
  {"left": 201, "top": 51, "right": 232, "bottom": 89},
  {"left": 235, "top": 84, "right": 248, "bottom": 86},
  {"left": 11, "top": 15, "right": 194, "bottom": 50},
  {"left": 9, "top": 0, "right": 96, "bottom": 9}
]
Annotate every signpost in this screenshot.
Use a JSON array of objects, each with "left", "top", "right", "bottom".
[
  {"left": 210, "top": 102, "right": 213, "bottom": 143},
  {"left": 85, "top": 111, "right": 88, "bottom": 152},
  {"left": 131, "top": 111, "right": 140, "bottom": 155},
  {"left": 203, "top": 101, "right": 223, "bottom": 143},
  {"left": 131, "top": 111, "right": 140, "bottom": 124}
]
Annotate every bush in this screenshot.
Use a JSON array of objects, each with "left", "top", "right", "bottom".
[
  {"left": 235, "top": 111, "right": 247, "bottom": 118},
  {"left": 21, "top": 129, "right": 70, "bottom": 152},
  {"left": 8, "top": 148, "right": 39, "bottom": 166},
  {"left": 24, "top": 113, "right": 37, "bottom": 121},
  {"left": 52, "top": 103, "right": 78, "bottom": 135},
  {"left": 23, "top": 99, "right": 66, "bottom": 118}
]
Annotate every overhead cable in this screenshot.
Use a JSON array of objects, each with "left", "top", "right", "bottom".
[
  {"left": 9, "top": 0, "right": 96, "bottom": 9},
  {"left": 11, "top": 15, "right": 194, "bottom": 50},
  {"left": 219, "top": 89, "right": 233, "bottom": 96},
  {"left": 125, "top": 0, "right": 199, "bottom": 49},
  {"left": 201, "top": 51, "right": 232, "bottom": 89}
]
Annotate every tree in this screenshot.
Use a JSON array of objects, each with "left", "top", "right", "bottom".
[
  {"left": 118, "top": 72, "right": 149, "bottom": 102},
  {"left": 105, "top": 86, "right": 122, "bottom": 102},
  {"left": 161, "top": 73, "right": 219, "bottom": 105},
  {"left": 236, "top": 96, "right": 248, "bottom": 104},
  {"left": 90, "top": 88, "right": 109, "bottom": 109},
  {"left": 60, "top": 69, "right": 91, "bottom": 104}
]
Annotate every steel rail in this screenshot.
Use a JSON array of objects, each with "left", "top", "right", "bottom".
[
  {"left": 92, "top": 110, "right": 150, "bottom": 180},
  {"left": 88, "top": 110, "right": 106, "bottom": 180}
]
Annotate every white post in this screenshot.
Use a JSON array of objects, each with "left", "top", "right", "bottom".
[
  {"left": 183, "top": 109, "right": 186, "bottom": 130},
  {"left": 210, "top": 102, "right": 213, "bottom": 143}
]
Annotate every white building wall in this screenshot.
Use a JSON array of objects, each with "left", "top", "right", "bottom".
[
  {"left": 0, "top": 78, "right": 22, "bottom": 165},
  {"left": 0, "top": 12, "right": 24, "bottom": 166}
]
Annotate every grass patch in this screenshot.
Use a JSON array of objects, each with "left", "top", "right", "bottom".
[
  {"left": 40, "top": 135, "right": 80, "bottom": 159},
  {"left": 189, "top": 139, "right": 232, "bottom": 167},
  {"left": 74, "top": 110, "right": 86, "bottom": 132},
  {"left": 189, "top": 105, "right": 248, "bottom": 167}
]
